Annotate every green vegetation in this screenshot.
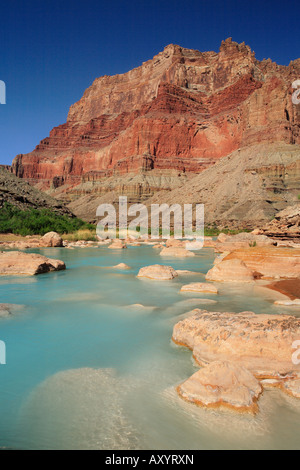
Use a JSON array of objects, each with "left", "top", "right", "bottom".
[
  {"left": 62, "top": 229, "right": 97, "bottom": 242},
  {"left": 204, "top": 226, "right": 251, "bottom": 237},
  {"left": 0, "top": 203, "right": 94, "bottom": 236}
]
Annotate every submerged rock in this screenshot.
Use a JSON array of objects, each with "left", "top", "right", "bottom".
[
  {"left": 176, "top": 270, "right": 204, "bottom": 276},
  {"left": 0, "top": 303, "right": 24, "bottom": 318},
  {"left": 19, "top": 368, "right": 139, "bottom": 450},
  {"left": 160, "top": 247, "right": 195, "bottom": 258},
  {"left": 274, "top": 299, "right": 300, "bottom": 307},
  {"left": 112, "top": 263, "right": 131, "bottom": 270},
  {"left": 180, "top": 283, "right": 218, "bottom": 294},
  {"left": 137, "top": 265, "right": 178, "bottom": 281},
  {"left": 177, "top": 361, "right": 262, "bottom": 415},
  {"left": 0, "top": 251, "right": 66, "bottom": 276}
]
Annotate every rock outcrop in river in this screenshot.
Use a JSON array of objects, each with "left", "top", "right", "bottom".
[{"left": 173, "top": 309, "right": 300, "bottom": 413}]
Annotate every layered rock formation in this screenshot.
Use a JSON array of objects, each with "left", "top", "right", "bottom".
[
  {"left": 11, "top": 39, "right": 300, "bottom": 227},
  {"left": 147, "top": 143, "right": 300, "bottom": 230},
  {"left": 258, "top": 204, "right": 300, "bottom": 240}
]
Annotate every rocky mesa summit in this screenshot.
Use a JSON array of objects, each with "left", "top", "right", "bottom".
[{"left": 10, "top": 39, "right": 300, "bottom": 227}]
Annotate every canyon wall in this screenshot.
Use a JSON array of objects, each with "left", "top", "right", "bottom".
[{"left": 10, "top": 39, "right": 300, "bottom": 225}]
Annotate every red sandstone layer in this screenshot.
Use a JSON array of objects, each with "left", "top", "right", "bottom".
[{"left": 11, "top": 39, "right": 300, "bottom": 193}]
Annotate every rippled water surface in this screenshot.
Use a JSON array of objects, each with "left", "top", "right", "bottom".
[{"left": 0, "top": 245, "right": 299, "bottom": 450}]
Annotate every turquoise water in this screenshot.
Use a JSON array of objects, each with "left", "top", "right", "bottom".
[{"left": 0, "top": 245, "right": 300, "bottom": 450}]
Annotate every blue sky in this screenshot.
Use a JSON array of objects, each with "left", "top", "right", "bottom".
[{"left": 0, "top": 0, "right": 299, "bottom": 165}]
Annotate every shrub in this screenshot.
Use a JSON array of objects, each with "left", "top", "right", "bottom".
[{"left": 0, "top": 203, "right": 94, "bottom": 236}]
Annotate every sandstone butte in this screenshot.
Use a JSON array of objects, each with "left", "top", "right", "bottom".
[
  {"left": 0, "top": 251, "right": 66, "bottom": 276},
  {"left": 173, "top": 309, "right": 300, "bottom": 413},
  {"left": 9, "top": 39, "right": 300, "bottom": 226}
]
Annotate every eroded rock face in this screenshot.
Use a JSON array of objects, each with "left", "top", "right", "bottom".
[
  {"left": 137, "top": 265, "right": 178, "bottom": 280},
  {"left": 145, "top": 143, "right": 300, "bottom": 230},
  {"left": 258, "top": 205, "right": 300, "bottom": 241},
  {"left": 0, "top": 251, "right": 66, "bottom": 275},
  {"left": 177, "top": 361, "right": 262, "bottom": 414},
  {"left": 172, "top": 309, "right": 300, "bottom": 377},
  {"left": 11, "top": 39, "right": 300, "bottom": 224}
]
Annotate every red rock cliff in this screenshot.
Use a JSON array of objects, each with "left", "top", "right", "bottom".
[{"left": 11, "top": 39, "right": 300, "bottom": 192}]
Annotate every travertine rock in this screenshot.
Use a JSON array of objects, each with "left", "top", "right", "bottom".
[
  {"left": 137, "top": 264, "right": 178, "bottom": 280},
  {"left": 0, "top": 251, "right": 66, "bottom": 275},
  {"left": 180, "top": 283, "right": 218, "bottom": 294},
  {"left": 160, "top": 247, "right": 195, "bottom": 257},
  {"left": 177, "top": 361, "right": 262, "bottom": 414},
  {"left": 224, "top": 247, "right": 300, "bottom": 279},
  {"left": 206, "top": 258, "right": 255, "bottom": 282},
  {"left": 172, "top": 309, "right": 300, "bottom": 377},
  {"left": 108, "top": 239, "right": 127, "bottom": 249},
  {"left": 112, "top": 263, "right": 131, "bottom": 270}
]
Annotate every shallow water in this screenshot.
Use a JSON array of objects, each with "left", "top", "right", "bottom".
[{"left": 0, "top": 245, "right": 299, "bottom": 450}]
